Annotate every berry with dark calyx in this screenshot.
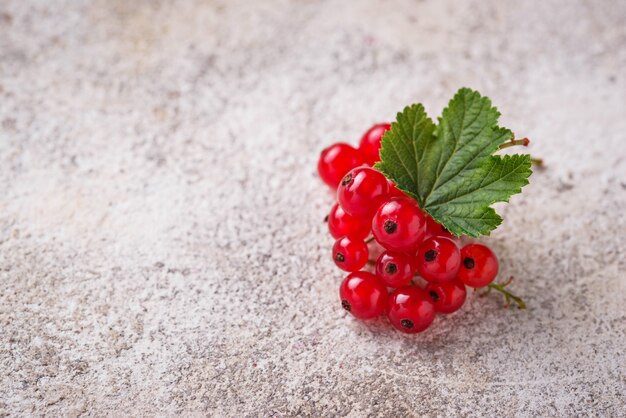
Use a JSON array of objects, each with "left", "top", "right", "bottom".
[
  {"left": 358, "top": 123, "right": 391, "bottom": 166},
  {"left": 387, "top": 286, "right": 435, "bottom": 333},
  {"left": 415, "top": 237, "right": 461, "bottom": 283},
  {"left": 317, "top": 143, "right": 365, "bottom": 189},
  {"left": 339, "top": 271, "right": 388, "bottom": 319},
  {"left": 327, "top": 203, "right": 371, "bottom": 240},
  {"left": 371, "top": 197, "right": 426, "bottom": 252},
  {"left": 337, "top": 166, "right": 389, "bottom": 217},
  {"left": 375, "top": 250, "right": 415, "bottom": 288},
  {"left": 332, "top": 236, "right": 369, "bottom": 272},
  {"left": 458, "top": 243, "right": 499, "bottom": 288},
  {"left": 426, "top": 280, "right": 467, "bottom": 314}
]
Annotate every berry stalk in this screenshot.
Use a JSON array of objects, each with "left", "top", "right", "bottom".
[
  {"left": 482, "top": 277, "right": 526, "bottom": 309},
  {"left": 499, "top": 137, "right": 529, "bottom": 149},
  {"left": 498, "top": 137, "right": 543, "bottom": 167},
  {"left": 531, "top": 157, "right": 544, "bottom": 167}
]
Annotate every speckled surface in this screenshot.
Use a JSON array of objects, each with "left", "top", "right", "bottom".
[{"left": 1, "top": 0, "right": 625, "bottom": 416}]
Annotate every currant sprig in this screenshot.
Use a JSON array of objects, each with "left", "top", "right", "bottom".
[{"left": 317, "top": 88, "right": 537, "bottom": 333}]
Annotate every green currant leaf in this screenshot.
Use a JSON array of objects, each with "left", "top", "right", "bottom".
[{"left": 375, "top": 88, "right": 532, "bottom": 237}]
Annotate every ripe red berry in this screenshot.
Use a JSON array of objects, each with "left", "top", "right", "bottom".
[
  {"left": 339, "top": 271, "right": 388, "bottom": 319},
  {"left": 371, "top": 197, "right": 426, "bottom": 252},
  {"left": 423, "top": 214, "right": 454, "bottom": 240},
  {"left": 387, "top": 180, "right": 407, "bottom": 198},
  {"left": 358, "top": 123, "right": 391, "bottom": 166},
  {"left": 458, "top": 243, "right": 499, "bottom": 288},
  {"left": 415, "top": 237, "right": 461, "bottom": 283},
  {"left": 327, "top": 203, "right": 371, "bottom": 240},
  {"left": 375, "top": 250, "right": 415, "bottom": 288},
  {"left": 332, "top": 236, "right": 369, "bottom": 272},
  {"left": 317, "top": 143, "right": 365, "bottom": 189},
  {"left": 337, "top": 166, "right": 389, "bottom": 217},
  {"left": 387, "top": 286, "right": 435, "bottom": 333},
  {"left": 426, "top": 280, "right": 467, "bottom": 314}
]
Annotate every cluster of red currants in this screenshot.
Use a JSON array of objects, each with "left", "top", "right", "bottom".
[{"left": 318, "top": 124, "right": 499, "bottom": 333}]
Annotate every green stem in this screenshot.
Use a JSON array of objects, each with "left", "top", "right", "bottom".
[
  {"left": 499, "top": 138, "right": 529, "bottom": 149},
  {"left": 485, "top": 277, "right": 526, "bottom": 309},
  {"left": 498, "top": 137, "right": 543, "bottom": 167},
  {"left": 531, "top": 157, "right": 544, "bottom": 167},
  {"left": 365, "top": 236, "right": 375, "bottom": 244}
]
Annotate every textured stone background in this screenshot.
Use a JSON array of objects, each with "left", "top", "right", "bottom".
[{"left": 1, "top": 0, "right": 625, "bottom": 416}]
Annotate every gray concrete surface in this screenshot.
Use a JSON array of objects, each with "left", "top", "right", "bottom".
[{"left": 1, "top": 0, "right": 625, "bottom": 416}]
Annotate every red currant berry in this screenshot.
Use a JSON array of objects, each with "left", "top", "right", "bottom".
[
  {"left": 423, "top": 214, "right": 454, "bottom": 240},
  {"left": 458, "top": 243, "right": 499, "bottom": 288},
  {"left": 339, "top": 271, "right": 388, "bottom": 319},
  {"left": 371, "top": 197, "right": 426, "bottom": 252},
  {"left": 375, "top": 251, "right": 415, "bottom": 288},
  {"left": 387, "top": 286, "right": 435, "bottom": 333},
  {"left": 426, "top": 280, "right": 467, "bottom": 314},
  {"left": 415, "top": 237, "right": 461, "bottom": 283},
  {"left": 358, "top": 123, "right": 391, "bottom": 166},
  {"left": 337, "top": 167, "right": 389, "bottom": 217},
  {"left": 332, "top": 236, "right": 369, "bottom": 272},
  {"left": 317, "top": 143, "right": 364, "bottom": 189},
  {"left": 387, "top": 180, "right": 407, "bottom": 198},
  {"left": 327, "top": 203, "right": 371, "bottom": 240}
]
